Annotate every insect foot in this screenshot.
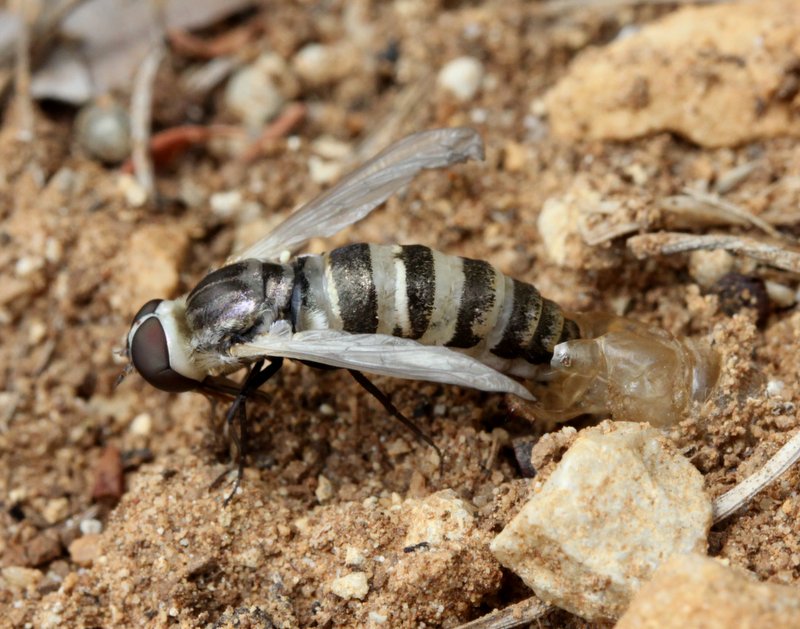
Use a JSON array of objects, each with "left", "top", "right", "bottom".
[{"left": 525, "top": 313, "right": 721, "bottom": 426}]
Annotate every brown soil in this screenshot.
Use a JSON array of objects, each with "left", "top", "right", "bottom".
[{"left": 1, "top": 1, "right": 799, "bottom": 627}]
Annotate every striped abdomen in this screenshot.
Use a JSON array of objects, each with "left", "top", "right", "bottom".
[{"left": 293, "top": 243, "right": 579, "bottom": 369}]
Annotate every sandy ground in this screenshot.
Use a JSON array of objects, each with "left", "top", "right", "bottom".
[{"left": 1, "top": 1, "right": 800, "bottom": 627}]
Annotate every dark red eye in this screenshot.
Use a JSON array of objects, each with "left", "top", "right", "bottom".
[
  {"left": 129, "top": 315, "right": 198, "bottom": 393},
  {"left": 132, "top": 298, "right": 163, "bottom": 323}
]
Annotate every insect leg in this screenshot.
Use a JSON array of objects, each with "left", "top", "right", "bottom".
[
  {"left": 348, "top": 370, "right": 443, "bottom": 475},
  {"left": 213, "top": 357, "right": 284, "bottom": 504}
]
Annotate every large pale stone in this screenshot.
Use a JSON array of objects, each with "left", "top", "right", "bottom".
[
  {"left": 617, "top": 554, "right": 800, "bottom": 628},
  {"left": 490, "top": 421, "right": 712, "bottom": 621},
  {"left": 544, "top": 1, "right": 800, "bottom": 148}
]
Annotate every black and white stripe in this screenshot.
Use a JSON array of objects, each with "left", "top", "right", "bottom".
[{"left": 301, "top": 243, "right": 578, "bottom": 366}]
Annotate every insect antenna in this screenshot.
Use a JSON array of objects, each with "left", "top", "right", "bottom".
[
  {"left": 207, "top": 357, "right": 284, "bottom": 504},
  {"left": 114, "top": 363, "right": 134, "bottom": 388},
  {"left": 348, "top": 370, "right": 444, "bottom": 476}
]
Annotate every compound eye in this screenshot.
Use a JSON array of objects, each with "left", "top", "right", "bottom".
[
  {"left": 131, "top": 298, "right": 163, "bottom": 324},
  {"left": 129, "top": 316, "right": 198, "bottom": 392}
]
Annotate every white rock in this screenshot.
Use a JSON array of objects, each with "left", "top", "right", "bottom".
[
  {"left": 368, "top": 610, "right": 388, "bottom": 624},
  {"left": 75, "top": 100, "right": 131, "bottom": 163},
  {"left": 293, "top": 43, "right": 331, "bottom": 84},
  {"left": 617, "top": 554, "right": 800, "bottom": 628},
  {"left": 15, "top": 256, "right": 44, "bottom": 277},
  {"left": 688, "top": 249, "right": 734, "bottom": 289},
  {"left": 766, "top": 379, "right": 786, "bottom": 398},
  {"left": 308, "top": 155, "right": 343, "bottom": 185},
  {"left": 210, "top": 190, "right": 243, "bottom": 218},
  {"left": 79, "top": 517, "right": 103, "bottom": 535},
  {"left": 437, "top": 56, "right": 484, "bottom": 101},
  {"left": 315, "top": 474, "right": 334, "bottom": 503},
  {"left": 1, "top": 566, "right": 43, "bottom": 589},
  {"left": 117, "top": 173, "right": 147, "bottom": 207},
  {"left": 225, "top": 53, "right": 286, "bottom": 128},
  {"left": 129, "top": 412, "right": 152, "bottom": 436},
  {"left": 490, "top": 421, "right": 712, "bottom": 621},
  {"left": 293, "top": 42, "right": 359, "bottom": 86},
  {"left": 402, "top": 489, "right": 475, "bottom": 547},
  {"left": 42, "top": 497, "right": 70, "bottom": 524},
  {"left": 765, "top": 280, "right": 796, "bottom": 308},
  {"left": 330, "top": 571, "right": 369, "bottom": 600},
  {"left": 537, "top": 196, "right": 580, "bottom": 267},
  {"left": 345, "top": 546, "right": 365, "bottom": 567}
]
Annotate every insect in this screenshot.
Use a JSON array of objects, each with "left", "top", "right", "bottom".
[{"left": 123, "top": 127, "right": 584, "bottom": 497}]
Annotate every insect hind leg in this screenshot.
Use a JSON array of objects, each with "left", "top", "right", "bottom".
[
  {"left": 210, "top": 357, "right": 284, "bottom": 504},
  {"left": 348, "top": 370, "right": 443, "bottom": 476}
]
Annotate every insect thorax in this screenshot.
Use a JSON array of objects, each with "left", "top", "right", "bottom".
[{"left": 185, "top": 259, "right": 294, "bottom": 350}]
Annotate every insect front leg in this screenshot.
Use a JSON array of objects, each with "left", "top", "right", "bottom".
[{"left": 213, "top": 357, "right": 284, "bottom": 504}]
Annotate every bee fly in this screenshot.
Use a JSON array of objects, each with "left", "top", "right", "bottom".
[{"left": 123, "top": 128, "right": 579, "bottom": 500}]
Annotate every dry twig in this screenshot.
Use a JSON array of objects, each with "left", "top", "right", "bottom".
[
  {"left": 240, "top": 102, "right": 307, "bottom": 163},
  {"left": 628, "top": 232, "right": 800, "bottom": 274},
  {"left": 455, "top": 596, "right": 552, "bottom": 629},
  {"left": 713, "top": 430, "right": 800, "bottom": 523},
  {"left": 10, "top": 0, "right": 34, "bottom": 141},
  {"left": 536, "top": 0, "right": 727, "bottom": 14},
  {"left": 130, "top": 42, "right": 165, "bottom": 202},
  {"left": 669, "top": 188, "right": 787, "bottom": 241}
]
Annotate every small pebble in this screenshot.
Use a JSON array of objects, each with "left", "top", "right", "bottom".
[
  {"left": 42, "top": 497, "right": 70, "bottom": 525},
  {"left": 308, "top": 156, "right": 343, "bottom": 185},
  {"left": 44, "top": 237, "right": 62, "bottom": 264},
  {"left": 293, "top": 42, "right": 358, "bottom": 86},
  {"left": 368, "top": 611, "right": 388, "bottom": 624},
  {"left": 91, "top": 445, "right": 124, "bottom": 501},
  {"left": 318, "top": 403, "right": 335, "bottom": 417},
  {"left": 75, "top": 99, "right": 131, "bottom": 164},
  {"left": 224, "top": 53, "right": 286, "bottom": 128},
  {"left": 311, "top": 135, "right": 352, "bottom": 160},
  {"left": 129, "top": 412, "right": 152, "bottom": 437},
  {"left": 1, "top": 566, "right": 43, "bottom": 589},
  {"left": 767, "top": 379, "right": 786, "bottom": 398},
  {"left": 537, "top": 197, "right": 580, "bottom": 267},
  {"left": 15, "top": 256, "right": 44, "bottom": 277},
  {"left": 28, "top": 319, "right": 47, "bottom": 345},
  {"left": 345, "top": 546, "right": 365, "bottom": 567},
  {"left": 385, "top": 438, "right": 411, "bottom": 457},
  {"left": 330, "top": 571, "right": 369, "bottom": 600},
  {"left": 688, "top": 249, "right": 734, "bottom": 289},
  {"left": 403, "top": 489, "right": 475, "bottom": 547},
  {"left": 437, "top": 56, "right": 484, "bottom": 101},
  {"left": 316, "top": 474, "right": 334, "bottom": 503},
  {"left": 26, "top": 532, "right": 62, "bottom": 565},
  {"left": 210, "top": 190, "right": 243, "bottom": 218},
  {"left": 68, "top": 534, "right": 102, "bottom": 567},
  {"left": 238, "top": 546, "right": 263, "bottom": 569},
  {"left": 502, "top": 141, "right": 528, "bottom": 172},
  {"left": 79, "top": 518, "right": 103, "bottom": 536},
  {"left": 117, "top": 174, "right": 147, "bottom": 207},
  {"left": 765, "top": 280, "right": 796, "bottom": 308}
]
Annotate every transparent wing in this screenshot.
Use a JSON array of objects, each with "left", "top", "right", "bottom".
[
  {"left": 230, "top": 322, "right": 534, "bottom": 400},
  {"left": 227, "top": 127, "right": 484, "bottom": 264}
]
